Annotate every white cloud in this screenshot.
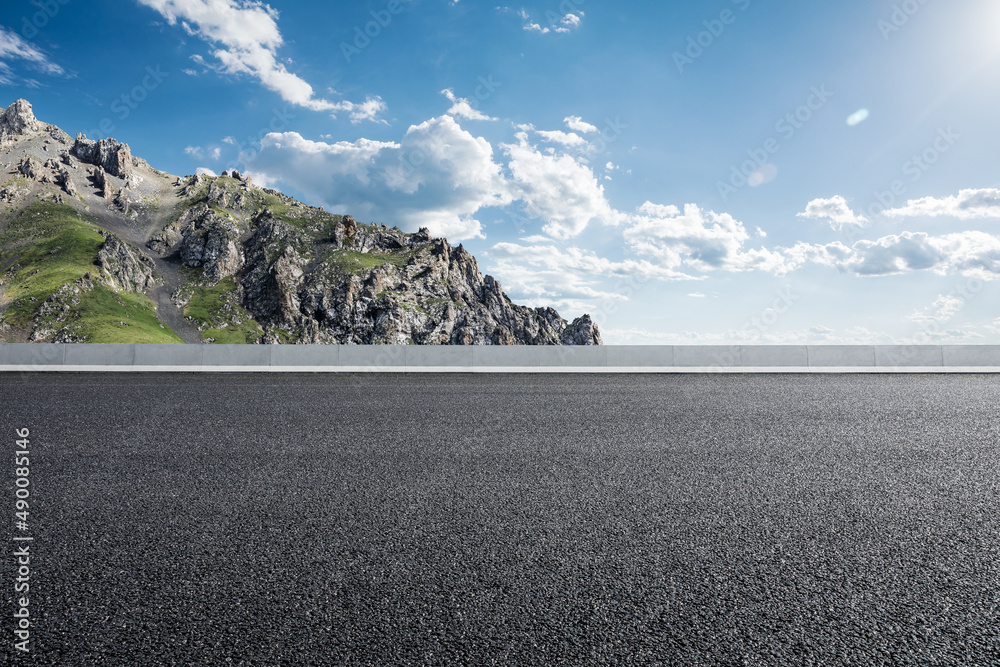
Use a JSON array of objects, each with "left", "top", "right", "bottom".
[
  {"left": 210, "top": 146, "right": 222, "bottom": 160},
  {"left": 502, "top": 134, "right": 619, "bottom": 239},
  {"left": 883, "top": 188, "right": 1000, "bottom": 220},
  {"left": 909, "top": 295, "right": 964, "bottom": 324},
  {"left": 486, "top": 242, "right": 688, "bottom": 316},
  {"left": 595, "top": 324, "right": 985, "bottom": 346},
  {"left": 624, "top": 202, "right": 790, "bottom": 274},
  {"left": 688, "top": 292, "right": 707, "bottom": 298},
  {"left": 565, "top": 116, "right": 598, "bottom": 134},
  {"left": 560, "top": 13, "right": 582, "bottom": 28},
  {"left": 249, "top": 115, "right": 511, "bottom": 241},
  {"left": 136, "top": 0, "right": 385, "bottom": 121},
  {"left": 339, "top": 96, "right": 389, "bottom": 124},
  {"left": 520, "top": 9, "right": 583, "bottom": 34},
  {"left": 0, "top": 26, "right": 64, "bottom": 80},
  {"left": 783, "top": 230, "right": 1000, "bottom": 278},
  {"left": 195, "top": 167, "right": 218, "bottom": 176},
  {"left": 441, "top": 89, "right": 497, "bottom": 122},
  {"left": 797, "top": 196, "right": 869, "bottom": 230},
  {"left": 184, "top": 145, "right": 204, "bottom": 159},
  {"left": 491, "top": 242, "right": 693, "bottom": 281},
  {"left": 534, "top": 129, "right": 588, "bottom": 148}
]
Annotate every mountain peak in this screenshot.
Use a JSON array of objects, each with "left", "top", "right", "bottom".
[
  {"left": 0, "top": 99, "right": 41, "bottom": 138},
  {"left": 0, "top": 99, "right": 602, "bottom": 346}
]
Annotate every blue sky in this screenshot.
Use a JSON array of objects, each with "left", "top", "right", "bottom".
[{"left": 2, "top": 0, "right": 1000, "bottom": 343}]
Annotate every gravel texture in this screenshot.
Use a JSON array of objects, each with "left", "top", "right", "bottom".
[{"left": 2, "top": 373, "right": 999, "bottom": 665}]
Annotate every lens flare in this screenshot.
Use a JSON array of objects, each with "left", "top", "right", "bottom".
[{"left": 847, "top": 108, "right": 870, "bottom": 126}]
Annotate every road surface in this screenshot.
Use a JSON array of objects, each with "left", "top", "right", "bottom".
[{"left": 2, "top": 373, "right": 998, "bottom": 665}]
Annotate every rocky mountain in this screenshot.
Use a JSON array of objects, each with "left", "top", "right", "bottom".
[{"left": 0, "top": 99, "right": 602, "bottom": 345}]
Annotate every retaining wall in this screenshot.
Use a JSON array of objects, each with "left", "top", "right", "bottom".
[{"left": 1, "top": 344, "right": 999, "bottom": 372}]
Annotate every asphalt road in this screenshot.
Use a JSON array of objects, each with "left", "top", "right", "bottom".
[{"left": 2, "top": 373, "right": 999, "bottom": 665}]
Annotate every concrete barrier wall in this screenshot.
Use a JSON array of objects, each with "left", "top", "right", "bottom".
[{"left": 2, "top": 344, "right": 1000, "bottom": 372}]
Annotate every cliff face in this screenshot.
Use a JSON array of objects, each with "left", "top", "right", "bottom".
[{"left": 0, "top": 99, "right": 602, "bottom": 345}]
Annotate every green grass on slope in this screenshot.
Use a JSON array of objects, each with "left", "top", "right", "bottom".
[
  {"left": 323, "top": 248, "right": 415, "bottom": 275},
  {"left": 0, "top": 202, "right": 182, "bottom": 343},
  {"left": 37, "top": 285, "right": 184, "bottom": 344},
  {"left": 1, "top": 202, "right": 106, "bottom": 325},
  {"left": 183, "top": 276, "right": 265, "bottom": 343},
  {"left": 260, "top": 193, "right": 343, "bottom": 234}
]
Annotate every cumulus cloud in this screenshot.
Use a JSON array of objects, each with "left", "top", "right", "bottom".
[
  {"left": 560, "top": 13, "right": 582, "bottom": 29},
  {"left": 336, "top": 96, "right": 389, "bottom": 124},
  {"left": 797, "top": 196, "right": 869, "bottom": 230},
  {"left": 883, "top": 188, "right": 1000, "bottom": 220},
  {"left": 441, "top": 89, "right": 497, "bottom": 122},
  {"left": 502, "top": 134, "right": 620, "bottom": 239},
  {"left": 624, "top": 202, "right": 789, "bottom": 274},
  {"left": 491, "top": 242, "right": 693, "bottom": 281},
  {"left": 565, "top": 115, "right": 598, "bottom": 134},
  {"left": 195, "top": 167, "right": 218, "bottom": 176},
  {"left": 486, "top": 242, "right": 686, "bottom": 316},
  {"left": 137, "top": 0, "right": 385, "bottom": 121},
  {"left": 0, "top": 26, "right": 64, "bottom": 83},
  {"left": 534, "top": 129, "right": 588, "bottom": 148},
  {"left": 249, "top": 115, "right": 511, "bottom": 240},
  {"left": 783, "top": 231, "right": 1000, "bottom": 279},
  {"left": 909, "top": 295, "right": 964, "bottom": 324}
]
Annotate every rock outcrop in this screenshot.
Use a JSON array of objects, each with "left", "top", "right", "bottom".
[
  {"left": 71, "top": 134, "right": 135, "bottom": 178},
  {"left": 96, "top": 232, "right": 157, "bottom": 293},
  {"left": 56, "top": 168, "right": 77, "bottom": 197},
  {"left": 178, "top": 205, "right": 244, "bottom": 283},
  {"left": 0, "top": 100, "right": 41, "bottom": 140},
  {"left": 17, "top": 156, "right": 42, "bottom": 180}
]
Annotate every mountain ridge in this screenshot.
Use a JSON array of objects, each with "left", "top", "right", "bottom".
[{"left": 0, "top": 99, "right": 602, "bottom": 346}]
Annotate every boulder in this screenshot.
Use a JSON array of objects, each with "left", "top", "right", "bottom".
[{"left": 17, "top": 156, "right": 42, "bottom": 180}]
